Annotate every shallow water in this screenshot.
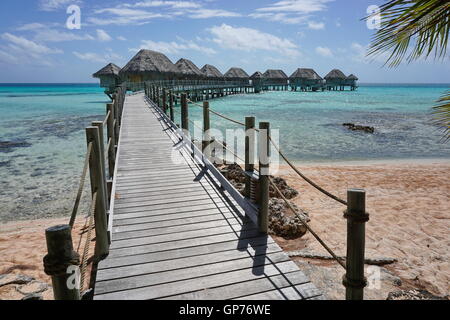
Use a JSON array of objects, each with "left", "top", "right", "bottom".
[{"left": 0, "top": 83, "right": 449, "bottom": 221}]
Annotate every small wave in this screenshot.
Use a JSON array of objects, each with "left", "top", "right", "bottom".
[{"left": 5, "top": 92, "right": 96, "bottom": 98}]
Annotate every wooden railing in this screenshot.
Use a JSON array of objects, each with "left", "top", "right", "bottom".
[{"left": 43, "top": 84, "right": 126, "bottom": 300}]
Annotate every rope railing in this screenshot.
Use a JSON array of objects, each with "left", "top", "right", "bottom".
[
  {"left": 69, "top": 142, "right": 93, "bottom": 228},
  {"left": 79, "top": 191, "right": 97, "bottom": 292}
]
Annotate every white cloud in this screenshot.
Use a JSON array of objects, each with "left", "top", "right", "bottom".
[
  {"left": 209, "top": 24, "right": 300, "bottom": 57},
  {"left": 251, "top": 0, "right": 333, "bottom": 25},
  {"left": 89, "top": 8, "right": 167, "bottom": 25},
  {"left": 123, "top": 1, "right": 201, "bottom": 9},
  {"left": 315, "top": 46, "right": 333, "bottom": 57},
  {"left": 188, "top": 9, "right": 241, "bottom": 19},
  {"left": 39, "top": 0, "right": 81, "bottom": 11},
  {"left": 97, "top": 29, "right": 112, "bottom": 42},
  {"left": 73, "top": 51, "right": 122, "bottom": 63},
  {"left": 0, "top": 33, "right": 62, "bottom": 66},
  {"left": 308, "top": 21, "right": 325, "bottom": 30},
  {"left": 131, "top": 39, "right": 216, "bottom": 55},
  {"left": 117, "top": 36, "right": 127, "bottom": 41}
]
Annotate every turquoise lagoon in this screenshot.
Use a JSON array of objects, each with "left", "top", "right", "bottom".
[{"left": 0, "top": 83, "right": 449, "bottom": 220}]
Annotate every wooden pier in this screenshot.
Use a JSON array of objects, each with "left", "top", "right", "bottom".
[
  {"left": 44, "top": 82, "right": 369, "bottom": 301},
  {"left": 92, "top": 92, "right": 323, "bottom": 300}
]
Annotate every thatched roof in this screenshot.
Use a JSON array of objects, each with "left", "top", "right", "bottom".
[
  {"left": 120, "top": 49, "right": 177, "bottom": 76},
  {"left": 174, "top": 58, "right": 203, "bottom": 77},
  {"left": 224, "top": 67, "right": 249, "bottom": 79},
  {"left": 250, "top": 71, "right": 263, "bottom": 79},
  {"left": 346, "top": 74, "right": 358, "bottom": 80},
  {"left": 263, "top": 69, "right": 288, "bottom": 79},
  {"left": 324, "top": 69, "right": 347, "bottom": 80},
  {"left": 289, "top": 68, "right": 322, "bottom": 80},
  {"left": 93, "top": 63, "right": 121, "bottom": 78},
  {"left": 201, "top": 64, "right": 223, "bottom": 78}
]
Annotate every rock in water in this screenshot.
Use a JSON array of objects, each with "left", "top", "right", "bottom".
[
  {"left": 342, "top": 123, "right": 374, "bottom": 133},
  {"left": 387, "top": 289, "right": 449, "bottom": 300},
  {"left": 0, "top": 274, "right": 34, "bottom": 287},
  {"left": 269, "top": 176, "right": 299, "bottom": 199},
  {"left": 22, "top": 293, "right": 43, "bottom": 300}
]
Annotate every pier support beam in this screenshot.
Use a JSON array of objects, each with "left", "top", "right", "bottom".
[{"left": 258, "top": 122, "right": 270, "bottom": 234}]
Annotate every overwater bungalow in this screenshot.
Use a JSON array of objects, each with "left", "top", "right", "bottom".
[
  {"left": 174, "top": 58, "right": 203, "bottom": 80},
  {"left": 250, "top": 71, "right": 264, "bottom": 93},
  {"left": 119, "top": 49, "right": 178, "bottom": 90},
  {"left": 224, "top": 67, "right": 250, "bottom": 85},
  {"left": 345, "top": 74, "right": 359, "bottom": 91},
  {"left": 324, "top": 69, "right": 347, "bottom": 91},
  {"left": 289, "top": 68, "right": 323, "bottom": 91},
  {"left": 200, "top": 64, "right": 224, "bottom": 79},
  {"left": 92, "top": 63, "right": 122, "bottom": 98},
  {"left": 263, "top": 69, "right": 288, "bottom": 90}
]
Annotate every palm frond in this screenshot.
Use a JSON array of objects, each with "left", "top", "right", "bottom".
[
  {"left": 365, "top": 0, "right": 450, "bottom": 67},
  {"left": 433, "top": 91, "right": 450, "bottom": 141}
]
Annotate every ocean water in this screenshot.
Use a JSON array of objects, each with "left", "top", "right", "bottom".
[{"left": 0, "top": 83, "right": 449, "bottom": 221}]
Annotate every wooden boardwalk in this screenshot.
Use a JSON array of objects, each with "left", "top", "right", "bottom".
[{"left": 93, "top": 93, "right": 323, "bottom": 300}]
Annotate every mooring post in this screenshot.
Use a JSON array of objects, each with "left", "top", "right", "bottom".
[
  {"left": 181, "top": 93, "right": 189, "bottom": 132},
  {"left": 43, "top": 225, "right": 80, "bottom": 300},
  {"left": 202, "top": 101, "right": 210, "bottom": 153},
  {"left": 86, "top": 127, "right": 110, "bottom": 257},
  {"left": 245, "top": 117, "right": 256, "bottom": 198},
  {"left": 343, "top": 189, "right": 369, "bottom": 300},
  {"left": 106, "top": 103, "right": 116, "bottom": 179},
  {"left": 169, "top": 90, "right": 174, "bottom": 122},
  {"left": 258, "top": 122, "right": 270, "bottom": 234}
]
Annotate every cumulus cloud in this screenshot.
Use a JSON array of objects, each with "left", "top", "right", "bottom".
[
  {"left": 209, "top": 24, "right": 300, "bottom": 57},
  {"left": 315, "top": 46, "right": 333, "bottom": 57}
]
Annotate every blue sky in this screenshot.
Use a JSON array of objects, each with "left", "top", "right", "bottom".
[{"left": 0, "top": 0, "right": 449, "bottom": 83}]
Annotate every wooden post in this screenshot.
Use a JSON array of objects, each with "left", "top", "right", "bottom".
[
  {"left": 343, "top": 189, "right": 369, "bottom": 300},
  {"left": 43, "top": 225, "right": 80, "bottom": 300},
  {"left": 106, "top": 103, "right": 116, "bottom": 178},
  {"left": 181, "top": 93, "right": 189, "bottom": 131},
  {"left": 86, "top": 127, "right": 110, "bottom": 257},
  {"left": 202, "top": 101, "right": 210, "bottom": 152},
  {"left": 169, "top": 90, "right": 174, "bottom": 122},
  {"left": 113, "top": 96, "right": 120, "bottom": 143},
  {"left": 258, "top": 122, "right": 270, "bottom": 234},
  {"left": 162, "top": 88, "right": 167, "bottom": 114},
  {"left": 92, "top": 121, "right": 108, "bottom": 201},
  {"left": 245, "top": 117, "right": 256, "bottom": 198}
]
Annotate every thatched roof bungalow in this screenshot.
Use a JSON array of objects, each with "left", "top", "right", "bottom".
[
  {"left": 93, "top": 63, "right": 122, "bottom": 90},
  {"left": 119, "top": 49, "right": 177, "bottom": 83},
  {"left": 201, "top": 64, "right": 223, "bottom": 79},
  {"left": 263, "top": 69, "right": 288, "bottom": 85},
  {"left": 289, "top": 68, "right": 323, "bottom": 90},
  {"left": 174, "top": 58, "right": 203, "bottom": 80},
  {"left": 250, "top": 71, "right": 263, "bottom": 80},
  {"left": 345, "top": 74, "right": 358, "bottom": 86},
  {"left": 324, "top": 69, "right": 347, "bottom": 87},
  {"left": 224, "top": 67, "right": 250, "bottom": 82}
]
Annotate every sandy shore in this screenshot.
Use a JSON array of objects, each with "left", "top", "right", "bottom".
[
  {"left": 275, "top": 159, "right": 449, "bottom": 298},
  {"left": 1, "top": 159, "right": 448, "bottom": 300}
]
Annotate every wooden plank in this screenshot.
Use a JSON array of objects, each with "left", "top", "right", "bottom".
[
  {"left": 162, "top": 271, "right": 309, "bottom": 300},
  {"left": 95, "top": 261, "right": 300, "bottom": 300},
  {"left": 234, "top": 282, "right": 322, "bottom": 300}
]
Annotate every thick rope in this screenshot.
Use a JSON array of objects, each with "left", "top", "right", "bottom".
[
  {"left": 80, "top": 191, "right": 96, "bottom": 292},
  {"left": 69, "top": 142, "right": 93, "bottom": 227},
  {"left": 268, "top": 177, "right": 346, "bottom": 270}
]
